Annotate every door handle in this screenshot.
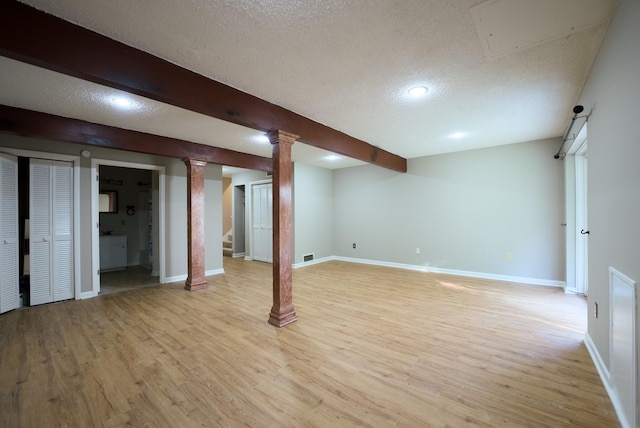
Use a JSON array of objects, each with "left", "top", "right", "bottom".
[{"left": 580, "top": 229, "right": 590, "bottom": 235}]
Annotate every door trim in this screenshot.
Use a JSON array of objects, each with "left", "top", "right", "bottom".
[
  {"left": 564, "top": 123, "right": 588, "bottom": 295},
  {"left": 91, "top": 159, "right": 166, "bottom": 297}
]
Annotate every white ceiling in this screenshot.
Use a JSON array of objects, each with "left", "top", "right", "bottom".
[{"left": 0, "top": 0, "right": 617, "bottom": 170}]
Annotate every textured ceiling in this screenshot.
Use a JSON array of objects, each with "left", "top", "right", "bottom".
[{"left": 0, "top": 0, "right": 617, "bottom": 169}]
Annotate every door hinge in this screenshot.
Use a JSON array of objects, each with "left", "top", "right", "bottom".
[{"left": 97, "top": 269, "right": 100, "bottom": 275}]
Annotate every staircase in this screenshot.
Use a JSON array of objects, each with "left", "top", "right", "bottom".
[{"left": 223, "top": 230, "right": 233, "bottom": 257}]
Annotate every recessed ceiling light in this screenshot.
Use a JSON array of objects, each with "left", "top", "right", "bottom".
[
  {"left": 450, "top": 131, "right": 467, "bottom": 139},
  {"left": 408, "top": 86, "right": 428, "bottom": 97},
  {"left": 107, "top": 95, "right": 138, "bottom": 110},
  {"left": 324, "top": 154, "right": 341, "bottom": 161}
]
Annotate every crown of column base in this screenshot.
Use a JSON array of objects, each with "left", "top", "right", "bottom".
[{"left": 268, "top": 305, "right": 298, "bottom": 327}]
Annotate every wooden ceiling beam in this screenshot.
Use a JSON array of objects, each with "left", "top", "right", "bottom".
[
  {"left": 0, "top": 105, "right": 272, "bottom": 172},
  {"left": 0, "top": 0, "right": 407, "bottom": 173}
]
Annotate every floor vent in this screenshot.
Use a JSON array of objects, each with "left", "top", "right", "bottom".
[{"left": 303, "top": 253, "right": 314, "bottom": 262}]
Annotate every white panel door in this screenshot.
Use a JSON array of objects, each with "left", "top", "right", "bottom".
[
  {"left": 0, "top": 154, "right": 20, "bottom": 314},
  {"left": 52, "top": 161, "right": 74, "bottom": 301},
  {"left": 30, "top": 159, "right": 74, "bottom": 305},
  {"left": 252, "top": 183, "right": 272, "bottom": 263}
]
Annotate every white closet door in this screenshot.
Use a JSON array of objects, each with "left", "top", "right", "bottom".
[
  {"left": 30, "top": 159, "right": 53, "bottom": 305},
  {"left": 252, "top": 183, "right": 273, "bottom": 263},
  {"left": 52, "top": 161, "right": 73, "bottom": 301},
  {"left": 0, "top": 154, "right": 19, "bottom": 314},
  {"left": 30, "top": 159, "right": 74, "bottom": 305}
]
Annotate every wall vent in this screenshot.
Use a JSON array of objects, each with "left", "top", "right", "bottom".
[{"left": 303, "top": 253, "right": 314, "bottom": 262}]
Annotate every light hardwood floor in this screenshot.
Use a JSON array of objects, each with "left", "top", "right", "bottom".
[{"left": 0, "top": 258, "right": 619, "bottom": 427}]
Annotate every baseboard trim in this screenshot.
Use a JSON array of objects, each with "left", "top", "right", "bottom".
[
  {"left": 165, "top": 269, "right": 224, "bottom": 284},
  {"left": 232, "top": 252, "right": 245, "bottom": 258},
  {"left": 164, "top": 274, "right": 187, "bottom": 284},
  {"left": 293, "top": 256, "right": 335, "bottom": 269},
  {"left": 584, "top": 332, "right": 611, "bottom": 383},
  {"left": 331, "top": 256, "right": 565, "bottom": 287},
  {"left": 584, "top": 333, "right": 628, "bottom": 427}
]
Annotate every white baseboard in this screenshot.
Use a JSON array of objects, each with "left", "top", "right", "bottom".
[
  {"left": 165, "top": 268, "right": 224, "bottom": 284},
  {"left": 331, "top": 256, "right": 565, "bottom": 287},
  {"left": 164, "top": 274, "right": 187, "bottom": 283},
  {"left": 232, "top": 252, "right": 245, "bottom": 258},
  {"left": 584, "top": 333, "right": 629, "bottom": 428},
  {"left": 293, "top": 256, "right": 335, "bottom": 269},
  {"left": 584, "top": 332, "right": 611, "bottom": 383}
]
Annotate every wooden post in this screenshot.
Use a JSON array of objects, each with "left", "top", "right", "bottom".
[
  {"left": 268, "top": 130, "right": 298, "bottom": 327},
  {"left": 183, "top": 158, "right": 208, "bottom": 291}
]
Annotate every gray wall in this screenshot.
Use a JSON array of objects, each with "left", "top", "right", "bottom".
[
  {"left": 0, "top": 135, "right": 224, "bottom": 292},
  {"left": 577, "top": 0, "right": 640, "bottom": 377},
  {"left": 293, "top": 163, "right": 333, "bottom": 264},
  {"left": 204, "top": 165, "right": 223, "bottom": 274},
  {"left": 333, "top": 139, "right": 564, "bottom": 282}
]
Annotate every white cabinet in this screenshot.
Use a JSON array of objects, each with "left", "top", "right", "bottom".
[{"left": 100, "top": 235, "right": 127, "bottom": 271}]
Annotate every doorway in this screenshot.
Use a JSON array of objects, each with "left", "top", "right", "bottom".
[
  {"left": 250, "top": 181, "right": 273, "bottom": 263},
  {"left": 233, "top": 185, "right": 246, "bottom": 256},
  {"left": 91, "top": 159, "right": 165, "bottom": 296},
  {"left": 564, "top": 124, "right": 588, "bottom": 295}
]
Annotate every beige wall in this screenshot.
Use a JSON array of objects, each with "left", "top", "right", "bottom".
[
  {"left": 333, "top": 139, "right": 564, "bottom": 283},
  {"left": 293, "top": 163, "right": 333, "bottom": 264}
]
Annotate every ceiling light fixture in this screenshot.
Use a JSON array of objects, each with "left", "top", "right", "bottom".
[
  {"left": 324, "top": 154, "right": 341, "bottom": 161},
  {"left": 253, "top": 134, "right": 270, "bottom": 144},
  {"left": 408, "top": 86, "right": 428, "bottom": 97},
  {"left": 450, "top": 131, "right": 467, "bottom": 139},
  {"left": 107, "top": 95, "right": 137, "bottom": 110}
]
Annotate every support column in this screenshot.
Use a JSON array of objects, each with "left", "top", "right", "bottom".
[
  {"left": 183, "top": 158, "right": 208, "bottom": 291},
  {"left": 268, "top": 130, "right": 298, "bottom": 327}
]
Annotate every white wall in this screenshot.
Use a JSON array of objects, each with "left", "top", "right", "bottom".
[
  {"left": 333, "top": 139, "right": 564, "bottom": 283},
  {"left": 293, "top": 163, "right": 333, "bottom": 264},
  {"left": 576, "top": 0, "right": 640, "bottom": 422}
]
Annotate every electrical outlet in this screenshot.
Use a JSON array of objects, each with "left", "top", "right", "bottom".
[
  {"left": 506, "top": 252, "right": 512, "bottom": 260},
  {"left": 416, "top": 247, "right": 421, "bottom": 255},
  {"left": 352, "top": 243, "right": 356, "bottom": 249}
]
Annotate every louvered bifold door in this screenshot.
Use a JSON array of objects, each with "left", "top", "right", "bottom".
[
  {"left": 30, "top": 159, "right": 74, "bottom": 305},
  {"left": 0, "top": 154, "right": 20, "bottom": 314},
  {"left": 52, "top": 161, "right": 73, "bottom": 301},
  {"left": 30, "top": 159, "right": 53, "bottom": 305}
]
